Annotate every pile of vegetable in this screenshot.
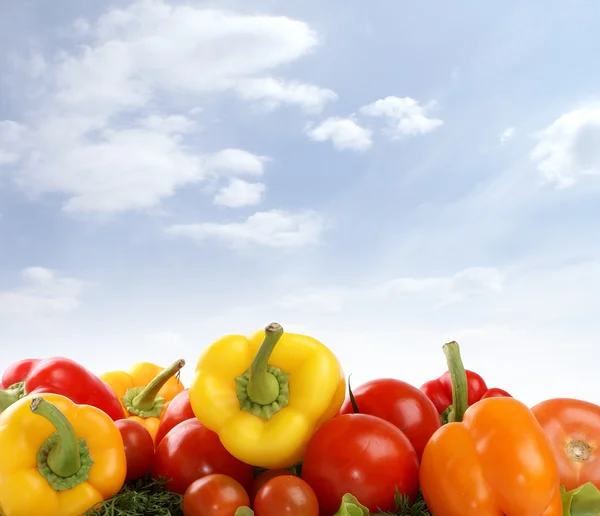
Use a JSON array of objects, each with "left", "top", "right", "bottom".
[{"left": 0, "top": 322, "right": 598, "bottom": 515}]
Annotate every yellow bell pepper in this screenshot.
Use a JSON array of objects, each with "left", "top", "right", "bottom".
[
  {"left": 0, "top": 393, "right": 126, "bottom": 516},
  {"left": 189, "top": 322, "right": 346, "bottom": 469},
  {"left": 101, "top": 359, "right": 186, "bottom": 442}
]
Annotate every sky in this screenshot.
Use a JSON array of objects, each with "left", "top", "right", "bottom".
[{"left": 1, "top": 0, "right": 599, "bottom": 407}]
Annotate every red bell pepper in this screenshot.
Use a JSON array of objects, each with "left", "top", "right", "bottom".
[
  {"left": 155, "top": 388, "right": 196, "bottom": 445},
  {"left": 0, "top": 357, "right": 126, "bottom": 421},
  {"left": 420, "top": 369, "right": 511, "bottom": 423}
]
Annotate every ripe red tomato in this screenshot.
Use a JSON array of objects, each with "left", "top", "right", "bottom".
[
  {"left": 183, "top": 474, "right": 250, "bottom": 516},
  {"left": 155, "top": 388, "right": 195, "bottom": 445},
  {"left": 152, "top": 419, "right": 254, "bottom": 495},
  {"left": 115, "top": 419, "right": 155, "bottom": 482},
  {"left": 250, "top": 468, "right": 296, "bottom": 503},
  {"left": 301, "top": 413, "right": 419, "bottom": 516},
  {"left": 253, "top": 476, "right": 319, "bottom": 516},
  {"left": 338, "top": 378, "right": 441, "bottom": 460}
]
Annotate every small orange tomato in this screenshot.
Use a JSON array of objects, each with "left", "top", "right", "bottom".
[{"left": 532, "top": 398, "right": 600, "bottom": 491}]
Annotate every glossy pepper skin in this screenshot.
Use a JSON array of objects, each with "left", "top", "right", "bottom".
[
  {"left": 189, "top": 323, "right": 346, "bottom": 469},
  {"left": 101, "top": 359, "right": 186, "bottom": 443},
  {"left": 420, "top": 367, "right": 511, "bottom": 421},
  {"left": 532, "top": 398, "right": 600, "bottom": 491},
  {"left": 0, "top": 357, "right": 125, "bottom": 421},
  {"left": 419, "top": 342, "right": 562, "bottom": 516},
  {"left": 0, "top": 393, "right": 126, "bottom": 516}
]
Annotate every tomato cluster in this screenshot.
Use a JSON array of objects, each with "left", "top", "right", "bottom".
[{"left": 114, "top": 379, "right": 438, "bottom": 515}]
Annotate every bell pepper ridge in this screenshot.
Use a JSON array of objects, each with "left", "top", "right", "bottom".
[
  {"left": 122, "top": 359, "right": 186, "bottom": 417},
  {"left": 441, "top": 341, "right": 469, "bottom": 424},
  {"left": 235, "top": 322, "right": 290, "bottom": 419},
  {"left": 30, "top": 397, "right": 94, "bottom": 490}
]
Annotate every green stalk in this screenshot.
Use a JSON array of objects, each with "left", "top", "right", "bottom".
[
  {"left": 122, "top": 359, "right": 185, "bottom": 418},
  {"left": 0, "top": 388, "right": 21, "bottom": 412},
  {"left": 442, "top": 341, "right": 469, "bottom": 423},
  {"left": 247, "top": 323, "right": 284, "bottom": 405},
  {"left": 30, "top": 397, "right": 80, "bottom": 476},
  {"left": 235, "top": 323, "right": 290, "bottom": 420}
]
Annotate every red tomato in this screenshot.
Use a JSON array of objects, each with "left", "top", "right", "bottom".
[
  {"left": 115, "top": 419, "right": 155, "bottom": 482},
  {"left": 338, "top": 378, "right": 440, "bottom": 460},
  {"left": 250, "top": 469, "right": 296, "bottom": 503},
  {"left": 183, "top": 473, "right": 250, "bottom": 516},
  {"left": 152, "top": 419, "right": 254, "bottom": 495},
  {"left": 254, "top": 476, "right": 319, "bottom": 516},
  {"left": 155, "top": 388, "right": 196, "bottom": 445},
  {"left": 301, "top": 413, "right": 419, "bottom": 516}
]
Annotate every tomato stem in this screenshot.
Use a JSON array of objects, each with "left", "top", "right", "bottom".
[
  {"left": 347, "top": 374, "right": 361, "bottom": 414},
  {"left": 442, "top": 341, "right": 469, "bottom": 423}
]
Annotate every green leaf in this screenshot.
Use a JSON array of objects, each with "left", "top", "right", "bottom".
[
  {"left": 334, "top": 493, "right": 370, "bottom": 516},
  {"left": 561, "top": 482, "right": 600, "bottom": 516}
]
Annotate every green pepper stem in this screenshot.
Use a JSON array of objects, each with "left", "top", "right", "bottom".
[
  {"left": 235, "top": 507, "right": 254, "bottom": 516},
  {"left": 131, "top": 359, "right": 185, "bottom": 411},
  {"left": 442, "top": 341, "right": 469, "bottom": 423},
  {"left": 0, "top": 388, "right": 21, "bottom": 412},
  {"left": 247, "top": 323, "right": 284, "bottom": 405},
  {"left": 30, "top": 397, "right": 81, "bottom": 477}
]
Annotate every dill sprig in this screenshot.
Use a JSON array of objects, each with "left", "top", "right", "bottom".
[
  {"left": 84, "top": 475, "right": 183, "bottom": 516},
  {"left": 373, "top": 489, "right": 431, "bottom": 516}
]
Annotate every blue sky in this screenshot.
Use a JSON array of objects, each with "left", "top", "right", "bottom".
[{"left": 1, "top": 0, "right": 599, "bottom": 405}]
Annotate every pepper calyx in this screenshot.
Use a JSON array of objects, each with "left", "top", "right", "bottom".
[
  {"left": 30, "top": 397, "right": 94, "bottom": 491},
  {"left": 235, "top": 322, "right": 290, "bottom": 420}
]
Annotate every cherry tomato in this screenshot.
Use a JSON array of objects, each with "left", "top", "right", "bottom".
[
  {"left": 254, "top": 476, "right": 319, "bottom": 516},
  {"left": 250, "top": 469, "right": 297, "bottom": 503},
  {"left": 152, "top": 418, "right": 254, "bottom": 495},
  {"left": 115, "top": 419, "right": 155, "bottom": 482},
  {"left": 301, "top": 413, "right": 419, "bottom": 515},
  {"left": 155, "top": 388, "right": 195, "bottom": 445},
  {"left": 183, "top": 473, "right": 250, "bottom": 516},
  {"left": 338, "top": 378, "right": 440, "bottom": 460},
  {"left": 531, "top": 398, "right": 600, "bottom": 490}
]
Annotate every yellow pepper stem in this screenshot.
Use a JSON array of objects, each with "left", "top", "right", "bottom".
[
  {"left": 30, "top": 397, "right": 94, "bottom": 491},
  {"left": 441, "top": 341, "right": 469, "bottom": 424},
  {"left": 122, "top": 359, "right": 185, "bottom": 418},
  {"left": 235, "top": 322, "right": 290, "bottom": 420}
]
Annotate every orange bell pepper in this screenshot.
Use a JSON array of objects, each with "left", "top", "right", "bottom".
[
  {"left": 100, "top": 359, "right": 185, "bottom": 443},
  {"left": 532, "top": 398, "right": 600, "bottom": 491},
  {"left": 419, "top": 341, "right": 563, "bottom": 516}
]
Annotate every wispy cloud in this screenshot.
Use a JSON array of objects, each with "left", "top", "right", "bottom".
[
  {"left": 0, "top": 267, "right": 88, "bottom": 315},
  {"left": 0, "top": 1, "right": 332, "bottom": 214},
  {"left": 531, "top": 106, "right": 600, "bottom": 188},
  {"left": 166, "top": 209, "right": 328, "bottom": 248}
]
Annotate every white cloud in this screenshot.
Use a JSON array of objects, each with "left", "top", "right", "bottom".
[
  {"left": 531, "top": 107, "right": 600, "bottom": 188},
  {"left": 305, "top": 117, "right": 372, "bottom": 151},
  {"left": 204, "top": 149, "right": 270, "bottom": 177},
  {"left": 0, "top": 121, "right": 25, "bottom": 166},
  {"left": 359, "top": 96, "right": 443, "bottom": 138},
  {"left": 0, "top": 267, "right": 88, "bottom": 315},
  {"left": 166, "top": 209, "right": 326, "bottom": 248},
  {"left": 499, "top": 127, "right": 516, "bottom": 144},
  {"left": 214, "top": 179, "right": 266, "bottom": 208},
  {"left": 237, "top": 77, "right": 337, "bottom": 113},
  {"left": 374, "top": 266, "right": 505, "bottom": 305},
  {"left": 280, "top": 266, "right": 504, "bottom": 312},
  {"left": 1, "top": 1, "right": 327, "bottom": 213}
]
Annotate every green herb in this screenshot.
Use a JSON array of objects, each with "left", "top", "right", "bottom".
[
  {"left": 373, "top": 489, "right": 431, "bottom": 516},
  {"left": 84, "top": 476, "right": 183, "bottom": 516}
]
